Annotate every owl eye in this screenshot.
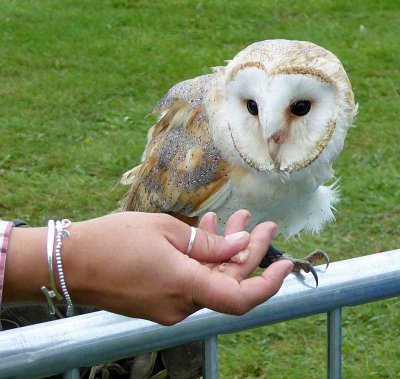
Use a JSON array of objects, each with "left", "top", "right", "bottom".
[
  {"left": 290, "top": 100, "right": 311, "bottom": 116},
  {"left": 246, "top": 100, "right": 258, "bottom": 116}
]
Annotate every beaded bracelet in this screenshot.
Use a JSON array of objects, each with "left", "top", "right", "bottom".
[{"left": 55, "top": 219, "right": 74, "bottom": 317}]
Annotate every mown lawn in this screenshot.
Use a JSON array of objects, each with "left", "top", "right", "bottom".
[{"left": 1, "top": 1, "right": 399, "bottom": 378}]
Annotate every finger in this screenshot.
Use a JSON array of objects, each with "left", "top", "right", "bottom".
[
  {"left": 224, "top": 210, "right": 251, "bottom": 263},
  {"left": 194, "top": 260, "right": 293, "bottom": 315},
  {"left": 164, "top": 213, "right": 251, "bottom": 263},
  {"left": 215, "top": 221, "right": 278, "bottom": 279},
  {"left": 198, "top": 212, "right": 217, "bottom": 234},
  {"left": 197, "top": 212, "right": 221, "bottom": 269},
  {"left": 233, "top": 260, "right": 293, "bottom": 311},
  {"left": 186, "top": 227, "right": 251, "bottom": 263},
  {"left": 224, "top": 209, "right": 251, "bottom": 236},
  {"left": 198, "top": 210, "right": 250, "bottom": 265}
]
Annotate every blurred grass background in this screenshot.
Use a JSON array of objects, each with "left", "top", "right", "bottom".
[{"left": 0, "top": 0, "right": 399, "bottom": 378}]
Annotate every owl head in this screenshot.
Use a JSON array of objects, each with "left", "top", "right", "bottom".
[{"left": 209, "top": 39, "right": 356, "bottom": 174}]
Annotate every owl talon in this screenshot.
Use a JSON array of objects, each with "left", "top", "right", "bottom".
[
  {"left": 292, "top": 259, "right": 319, "bottom": 288},
  {"left": 291, "top": 251, "right": 329, "bottom": 287},
  {"left": 310, "top": 266, "right": 319, "bottom": 287},
  {"left": 303, "top": 250, "right": 330, "bottom": 272},
  {"left": 259, "top": 246, "right": 329, "bottom": 287}
]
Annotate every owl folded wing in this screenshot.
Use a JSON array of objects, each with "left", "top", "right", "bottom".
[
  {"left": 119, "top": 101, "right": 231, "bottom": 223},
  {"left": 153, "top": 69, "right": 223, "bottom": 114}
]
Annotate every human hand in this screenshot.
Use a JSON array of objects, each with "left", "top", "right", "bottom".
[{"left": 62, "top": 211, "right": 292, "bottom": 324}]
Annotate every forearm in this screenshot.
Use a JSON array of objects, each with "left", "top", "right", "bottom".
[
  {"left": 3, "top": 222, "right": 97, "bottom": 307},
  {"left": 2, "top": 215, "right": 182, "bottom": 310},
  {"left": 4, "top": 227, "right": 48, "bottom": 303}
]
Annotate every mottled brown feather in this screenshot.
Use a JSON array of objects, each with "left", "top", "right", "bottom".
[{"left": 120, "top": 101, "right": 231, "bottom": 219}]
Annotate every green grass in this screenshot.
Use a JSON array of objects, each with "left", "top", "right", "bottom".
[{"left": 1, "top": 0, "right": 399, "bottom": 378}]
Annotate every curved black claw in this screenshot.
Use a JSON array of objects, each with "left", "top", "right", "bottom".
[
  {"left": 291, "top": 260, "right": 320, "bottom": 287},
  {"left": 310, "top": 265, "right": 319, "bottom": 288},
  {"left": 294, "top": 251, "right": 331, "bottom": 288},
  {"left": 304, "top": 250, "right": 330, "bottom": 272}
]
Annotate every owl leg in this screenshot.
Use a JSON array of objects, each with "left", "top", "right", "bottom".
[{"left": 259, "top": 245, "right": 329, "bottom": 288}]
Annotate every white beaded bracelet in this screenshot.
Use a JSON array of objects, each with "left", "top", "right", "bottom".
[{"left": 55, "top": 219, "right": 74, "bottom": 317}]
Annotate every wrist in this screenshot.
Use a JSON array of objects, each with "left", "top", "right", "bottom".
[
  {"left": 57, "top": 219, "right": 102, "bottom": 308},
  {"left": 2, "top": 217, "right": 116, "bottom": 311}
]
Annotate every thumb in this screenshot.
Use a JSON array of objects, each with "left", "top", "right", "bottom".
[{"left": 185, "top": 227, "right": 251, "bottom": 263}]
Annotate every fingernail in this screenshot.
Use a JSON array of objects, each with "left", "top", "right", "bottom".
[
  {"left": 219, "top": 263, "right": 227, "bottom": 272},
  {"left": 209, "top": 212, "right": 217, "bottom": 223},
  {"left": 271, "top": 225, "right": 279, "bottom": 238},
  {"left": 230, "top": 249, "right": 249, "bottom": 263},
  {"left": 242, "top": 210, "right": 251, "bottom": 229},
  {"left": 225, "top": 231, "right": 248, "bottom": 242}
]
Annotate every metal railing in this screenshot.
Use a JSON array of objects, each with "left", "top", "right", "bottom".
[{"left": 0, "top": 249, "right": 399, "bottom": 379}]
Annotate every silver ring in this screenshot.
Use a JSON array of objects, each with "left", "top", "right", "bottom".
[{"left": 185, "top": 227, "right": 196, "bottom": 256}]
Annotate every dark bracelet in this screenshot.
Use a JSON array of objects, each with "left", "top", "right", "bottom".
[{"left": 11, "top": 219, "right": 28, "bottom": 227}]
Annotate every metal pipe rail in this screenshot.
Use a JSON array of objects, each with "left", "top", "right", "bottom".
[{"left": 0, "top": 249, "right": 399, "bottom": 379}]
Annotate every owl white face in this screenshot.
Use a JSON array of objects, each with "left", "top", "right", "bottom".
[{"left": 210, "top": 40, "right": 355, "bottom": 174}]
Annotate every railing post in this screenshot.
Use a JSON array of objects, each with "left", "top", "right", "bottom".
[
  {"left": 327, "top": 308, "right": 342, "bottom": 379},
  {"left": 203, "top": 335, "right": 218, "bottom": 379},
  {"left": 63, "top": 368, "right": 80, "bottom": 379}
]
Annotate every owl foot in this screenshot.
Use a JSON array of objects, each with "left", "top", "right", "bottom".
[{"left": 259, "top": 245, "right": 329, "bottom": 288}]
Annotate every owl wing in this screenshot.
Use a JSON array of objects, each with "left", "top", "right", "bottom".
[
  {"left": 152, "top": 69, "right": 223, "bottom": 114},
  {"left": 119, "top": 98, "right": 231, "bottom": 223}
]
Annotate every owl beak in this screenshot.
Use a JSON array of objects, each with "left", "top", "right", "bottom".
[
  {"left": 267, "top": 131, "right": 286, "bottom": 162},
  {"left": 268, "top": 138, "right": 279, "bottom": 161}
]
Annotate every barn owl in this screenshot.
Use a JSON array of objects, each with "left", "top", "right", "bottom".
[{"left": 120, "top": 39, "right": 356, "bottom": 285}]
